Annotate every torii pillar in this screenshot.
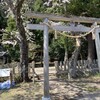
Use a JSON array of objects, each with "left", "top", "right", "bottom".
[
  {"left": 94, "top": 27, "right": 100, "bottom": 72},
  {"left": 26, "top": 18, "right": 51, "bottom": 100},
  {"left": 42, "top": 18, "right": 50, "bottom": 100}
]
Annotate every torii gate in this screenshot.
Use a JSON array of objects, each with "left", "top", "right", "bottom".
[{"left": 25, "top": 12, "right": 100, "bottom": 100}]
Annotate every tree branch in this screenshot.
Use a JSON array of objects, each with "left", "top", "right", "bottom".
[
  {"left": 4, "top": 0, "right": 25, "bottom": 14},
  {"left": 0, "top": 29, "right": 21, "bottom": 43},
  {"left": 4, "top": 0, "right": 15, "bottom": 13},
  {"left": 15, "top": 0, "right": 25, "bottom": 12},
  {"left": 0, "top": 29, "right": 10, "bottom": 34}
]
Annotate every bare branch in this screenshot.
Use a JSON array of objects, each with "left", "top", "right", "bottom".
[
  {"left": 0, "top": 29, "right": 21, "bottom": 43},
  {"left": 11, "top": 35, "right": 21, "bottom": 43},
  {"left": 0, "top": 29, "right": 10, "bottom": 34},
  {"left": 4, "top": 0, "right": 25, "bottom": 14},
  {"left": 4, "top": 0, "right": 15, "bottom": 13}
]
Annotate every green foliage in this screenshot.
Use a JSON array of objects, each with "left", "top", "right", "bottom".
[
  {"left": 49, "top": 35, "right": 75, "bottom": 60},
  {"left": 1, "top": 0, "right": 99, "bottom": 62},
  {"left": 67, "top": 0, "right": 100, "bottom": 17},
  {"left": 46, "top": 5, "right": 65, "bottom": 14},
  {"left": 14, "top": 74, "right": 22, "bottom": 83},
  {"left": 67, "top": 0, "right": 87, "bottom": 16},
  {"left": 86, "top": 0, "right": 100, "bottom": 17},
  {"left": 30, "top": 0, "right": 46, "bottom": 12},
  {"left": 2, "top": 16, "right": 19, "bottom": 61},
  {"left": 86, "top": 86, "right": 99, "bottom": 92},
  {"left": 3, "top": 44, "right": 20, "bottom": 61},
  {"left": 49, "top": 36, "right": 65, "bottom": 60},
  {"left": 45, "top": 0, "right": 66, "bottom": 14},
  {"left": 0, "top": 6, "right": 7, "bottom": 29},
  {"left": 80, "top": 39, "right": 88, "bottom": 60},
  {"left": 66, "top": 0, "right": 100, "bottom": 60},
  {"left": 6, "top": 16, "right": 16, "bottom": 32},
  {"left": 94, "top": 73, "right": 100, "bottom": 77}
]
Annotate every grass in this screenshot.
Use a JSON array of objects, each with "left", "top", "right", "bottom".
[
  {"left": 0, "top": 82, "right": 43, "bottom": 100},
  {"left": 88, "top": 72, "right": 100, "bottom": 81},
  {"left": 85, "top": 86, "right": 100, "bottom": 92},
  {"left": 93, "top": 73, "right": 100, "bottom": 77},
  {"left": 0, "top": 70, "right": 100, "bottom": 100}
]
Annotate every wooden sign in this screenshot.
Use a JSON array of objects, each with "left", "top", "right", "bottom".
[{"left": 0, "top": 68, "right": 11, "bottom": 77}]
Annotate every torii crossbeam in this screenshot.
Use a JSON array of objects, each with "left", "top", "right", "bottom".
[{"left": 25, "top": 12, "right": 100, "bottom": 24}]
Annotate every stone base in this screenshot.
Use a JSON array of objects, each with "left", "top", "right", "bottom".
[{"left": 42, "top": 97, "right": 51, "bottom": 100}]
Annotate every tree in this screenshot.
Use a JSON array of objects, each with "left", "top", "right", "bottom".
[
  {"left": 4, "top": 0, "right": 29, "bottom": 82},
  {"left": 67, "top": 0, "right": 100, "bottom": 62},
  {"left": 49, "top": 36, "right": 65, "bottom": 61},
  {"left": 87, "top": 33, "right": 96, "bottom": 66},
  {"left": 0, "top": 2, "right": 7, "bottom": 40},
  {"left": 0, "top": 2, "right": 7, "bottom": 29},
  {"left": 31, "top": 0, "right": 45, "bottom": 12},
  {"left": 68, "top": 38, "right": 81, "bottom": 78}
]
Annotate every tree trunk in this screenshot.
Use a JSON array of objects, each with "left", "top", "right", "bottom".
[
  {"left": 54, "top": 60, "right": 59, "bottom": 78},
  {"left": 64, "top": 50, "right": 68, "bottom": 71},
  {"left": 64, "top": 37, "right": 68, "bottom": 71},
  {"left": 68, "top": 38, "right": 81, "bottom": 79},
  {"left": 4, "top": 0, "right": 29, "bottom": 82},
  {"left": 15, "top": 13, "right": 29, "bottom": 82},
  {"left": 19, "top": 40, "right": 29, "bottom": 82},
  {"left": 87, "top": 33, "right": 96, "bottom": 69},
  {"left": 87, "top": 33, "right": 95, "bottom": 61}
]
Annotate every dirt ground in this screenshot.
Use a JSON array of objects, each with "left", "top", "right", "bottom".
[{"left": 0, "top": 67, "right": 100, "bottom": 100}]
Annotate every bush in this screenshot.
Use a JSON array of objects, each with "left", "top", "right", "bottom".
[{"left": 14, "top": 74, "right": 22, "bottom": 83}]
